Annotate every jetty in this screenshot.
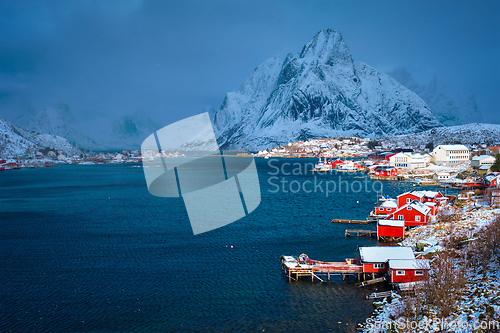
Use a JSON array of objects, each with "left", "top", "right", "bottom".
[
  {"left": 355, "top": 276, "right": 386, "bottom": 287},
  {"left": 366, "top": 290, "right": 395, "bottom": 299},
  {"left": 331, "top": 219, "right": 370, "bottom": 224},
  {"left": 281, "top": 254, "right": 363, "bottom": 282},
  {"left": 345, "top": 229, "right": 376, "bottom": 238}
]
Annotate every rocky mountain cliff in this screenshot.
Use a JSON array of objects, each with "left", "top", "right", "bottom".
[
  {"left": 14, "top": 103, "right": 103, "bottom": 150},
  {"left": 213, "top": 29, "right": 442, "bottom": 150},
  {"left": 0, "top": 116, "right": 81, "bottom": 157}
]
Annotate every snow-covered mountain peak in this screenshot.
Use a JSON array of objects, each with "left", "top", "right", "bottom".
[
  {"left": 213, "top": 29, "right": 442, "bottom": 150},
  {"left": 299, "top": 29, "right": 351, "bottom": 65}
]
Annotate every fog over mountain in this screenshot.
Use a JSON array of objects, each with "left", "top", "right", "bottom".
[
  {"left": 0, "top": 1, "right": 498, "bottom": 134},
  {"left": 388, "top": 67, "right": 483, "bottom": 126},
  {"left": 14, "top": 103, "right": 159, "bottom": 151}
]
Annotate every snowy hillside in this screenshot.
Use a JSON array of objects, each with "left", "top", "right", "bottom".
[
  {"left": 14, "top": 103, "right": 103, "bottom": 150},
  {"left": 213, "top": 29, "right": 441, "bottom": 150},
  {"left": 0, "top": 116, "right": 82, "bottom": 157},
  {"left": 380, "top": 123, "right": 500, "bottom": 148},
  {"left": 388, "top": 67, "right": 483, "bottom": 126}
]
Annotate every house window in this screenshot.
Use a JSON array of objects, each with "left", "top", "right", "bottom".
[
  {"left": 416, "top": 216, "right": 421, "bottom": 221},
  {"left": 407, "top": 206, "right": 412, "bottom": 210},
  {"left": 374, "top": 263, "right": 384, "bottom": 269},
  {"left": 415, "top": 270, "right": 424, "bottom": 276},
  {"left": 398, "top": 215, "right": 404, "bottom": 220},
  {"left": 396, "top": 270, "right": 405, "bottom": 276},
  {"left": 406, "top": 198, "right": 411, "bottom": 203}
]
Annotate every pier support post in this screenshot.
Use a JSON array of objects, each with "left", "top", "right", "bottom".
[{"left": 328, "top": 272, "right": 330, "bottom": 282}]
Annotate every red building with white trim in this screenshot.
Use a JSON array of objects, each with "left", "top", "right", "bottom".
[
  {"left": 358, "top": 246, "right": 414, "bottom": 274},
  {"left": 377, "top": 219, "right": 405, "bottom": 239},
  {"left": 397, "top": 190, "right": 445, "bottom": 208},
  {"left": 373, "top": 165, "right": 398, "bottom": 177},
  {"left": 374, "top": 200, "right": 398, "bottom": 216},
  {"left": 385, "top": 200, "right": 431, "bottom": 226},
  {"left": 388, "top": 259, "right": 430, "bottom": 284}
]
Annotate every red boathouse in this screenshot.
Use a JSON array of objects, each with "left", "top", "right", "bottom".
[
  {"left": 386, "top": 200, "right": 431, "bottom": 227},
  {"left": 388, "top": 259, "right": 430, "bottom": 284},
  {"left": 377, "top": 219, "right": 405, "bottom": 239}
]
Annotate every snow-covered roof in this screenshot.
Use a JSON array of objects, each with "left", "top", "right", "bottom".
[
  {"left": 380, "top": 200, "right": 398, "bottom": 208},
  {"left": 409, "top": 201, "right": 432, "bottom": 215},
  {"left": 436, "top": 144, "right": 469, "bottom": 151},
  {"left": 359, "top": 246, "right": 414, "bottom": 263},
  {"left": 424, "top": 202, "right": 437, "bottom": 207},
  {"left": 378, "top": 219, "right": 405, "bottom": 227},
  {"left": 392, "top": 200, "right": 432, "bottom": 216},
  {"left": 472, "top": 155, "right": 494, "bottom": 161},
  {"left": 409, "top": 190, "right": 440, "bottom": 199},
  {"left": 388, "top": 259, "right": 430, "bottom": 270},
  {"left": 398, "top": 190, "right": 438, "bottom": 199}
]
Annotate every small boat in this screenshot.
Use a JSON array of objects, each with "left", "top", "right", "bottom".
[{"left": 312, "top": 157, "right": 333, "bottom": 171}]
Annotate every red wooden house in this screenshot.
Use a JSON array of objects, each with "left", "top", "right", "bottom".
[
  {"left": 484, "top": 172, "right": 500, "bottom": 188},
  {"left": 1, "top": 159, "right": 19, "bottom": 169},
  {"left": 388, "top": 259, "right": 430, "bottom": 284},
  {"left": 358, "top": 246, "right": 414, "bottom": 274},
  {"left": 397, "top": 190, "right": 445, "bottom": 208},
  {"left": 373, "top": 165, "right": 398, "bottom": 177},
  {"left": 377, "top": 219, "right": 405, "bottom": 239},
  {"left": 331, "top": 159, "right": 345, "bottom": 168},
  {"left": 374, "top": 200, "right": 398, "bottom": 216},
  {"left": 424, "top": 201, "right": 438, "bottom": 215},
  {"left": 385, "top": 200, "right": 431, "bottom": 227}
]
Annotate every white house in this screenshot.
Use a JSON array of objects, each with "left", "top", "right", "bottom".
[
  {"left": 389, "top": 152, "right": 429, "bottom": 169},
  {"left": 471, "top": 155, "right": 495, "bottom": 168},
  {"left": 431, "top": 144, "right": 470, "bottom": 166},
  {"left": 432, "top": 172, "right": 450, "bottom": 180}
]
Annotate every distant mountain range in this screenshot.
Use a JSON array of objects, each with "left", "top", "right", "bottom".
[
  {"left": 3, "top": 29, "right": 496, "bottom": 153},
  {"left": 380, "top": 123, "right": 500, "bottom": 148},
  {"left": 14, "top": 103, "right": 103, "bottom": 151},
  {"left": 387, "top": 67, "right": 483, "bottom": 126},
  {"left": 12, "top": 103, "right": 159, "bottom": 151},
  {"left": 0, "top": 116, "right": 81, "bottom": 157},
  {"left": 213, "top": 29, "right": 442, "bottom": 150}
]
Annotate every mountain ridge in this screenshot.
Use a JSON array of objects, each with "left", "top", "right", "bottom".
[{"left": 213, "top": 29, "right": 442, "bottom": 150}]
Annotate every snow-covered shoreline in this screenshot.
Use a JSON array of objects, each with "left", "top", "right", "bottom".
[{"left": 360, "top": 200, "right": 500, "bottom": 333}]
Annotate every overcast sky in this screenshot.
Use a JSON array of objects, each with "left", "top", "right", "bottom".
[{"left": 1, "top": 0, "right": 499, "bottom": 127}]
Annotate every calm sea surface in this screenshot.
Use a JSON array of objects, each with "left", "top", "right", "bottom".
[{"left": 0, "top": 158, "right": 455, "bottom": 332}]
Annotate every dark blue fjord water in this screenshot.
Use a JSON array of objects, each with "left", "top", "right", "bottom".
[{"left": 0, "top": 158, "right": 449, "bottom": 332}]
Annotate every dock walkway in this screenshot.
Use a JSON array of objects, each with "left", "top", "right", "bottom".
[
  {"left": 345, "top": 229, "right": 376, "bottom": 238},
  {"left": 281, "top": 255, "right": 364, "bottom": 282},
  {"left": 331, "top": 219, "right": 370, "bottom": 224}
]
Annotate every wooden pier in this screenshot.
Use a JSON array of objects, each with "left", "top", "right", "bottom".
[
  {"left": 331, "top": 219, "right": 370, "bottom": 224},
  {"left": 369, "top": 175, "right": 402, "bottom": 181},
  {"left": 366, "top": 290, "right": 395, "bottom": 299},
  {"left": 345, "top": 229, "right": 376, "bottom": 238},
  {"left": 281, "top": 255, "right": 364, "bottom": 282},
  {"left": 355, "top": 276, "right": 386, "bottom": 287}
]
